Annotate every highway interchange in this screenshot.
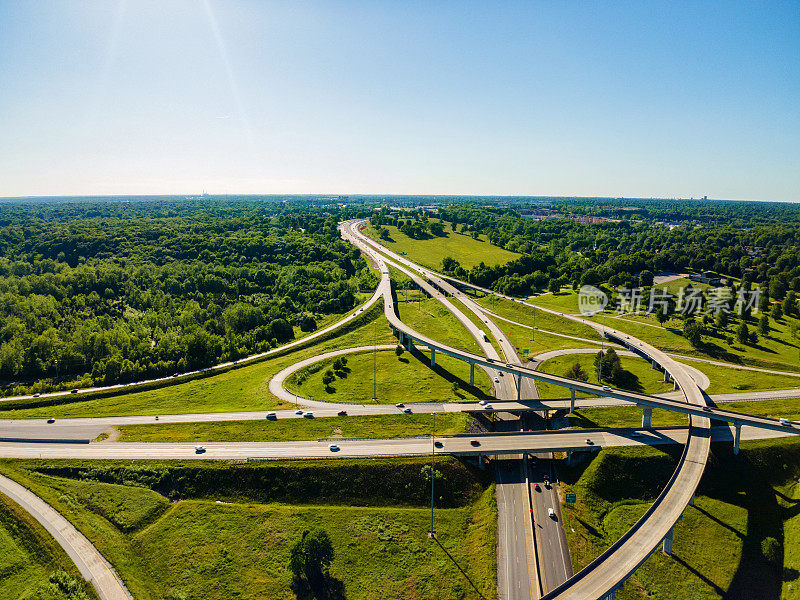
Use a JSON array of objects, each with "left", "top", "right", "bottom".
[{"left": 1, "top": 217, "right": 799, "bottom": 600}]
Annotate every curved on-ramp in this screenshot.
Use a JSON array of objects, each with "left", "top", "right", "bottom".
[
  {"left": 344, "top": 219, "right": 711, "bottom": 600},
  {"left": 0, "top": 474, "right": 132, "bottom": 600}
]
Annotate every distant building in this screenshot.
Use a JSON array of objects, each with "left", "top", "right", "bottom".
[{"left": 689, "top": 271, "right": 722, "bottom": 286}]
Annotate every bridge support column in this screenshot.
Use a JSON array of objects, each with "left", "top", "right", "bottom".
[
  {"left": 673, "top": 379, "right": 678, "bottom": 390},
  {"left": 663, "top": 369, "right": 669, "bottom": 382},
  {"left": 652, "top": 359, "right": 659, "bottom": 370},
  {"left": 516, "top": 375, "right": 522, "bottom": 401},
  {"left": 734, "top": 423, "right": 742, "bottom": 455},
  {"left": 398, "top": 331, "right": 404, "bottom": 345},
  {"left": 663, "top": 527, "right": 674, "bottom": 555},
  {"left": 642, "top": 407, "right": 652, "bottom": 428},
  {"left": 469, "top": 363, "right": 475, "bottom": 386},
  {"left": 570, "top": 389, "right": 576, "bottom": 413},
  {"left": 430, "top": 348, "right": 436, "bottom": 367},
  {"left": 566, "top": 449, "right": 573, "bottom": 465},
  {"left": 689, "top": 494, "right": 695, "bottom": 506}
]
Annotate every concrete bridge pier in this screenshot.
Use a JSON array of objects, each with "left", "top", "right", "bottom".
[
  {"left": 733, "top": 423, "right": 742, "bottom": 455},
  {"left": 652, "top": 359, "right": 659, "bottom": 370},
  {"left": 570, "top": 388, "right": 576, "bottom": 413},
  {"left": 663, "top": 369, "right": 669, "bottom": 383},
  {"left": 516, "top": 375, "right": 522, "bottom": 400},
  {"left": 662, "top": 527, "right": 674, "bottom": 555},
  {"left": 398, "top": 331, "right": 404, "bottom": 345},
  {"left": 469, "top": 363, "right": 475, "bottom": 386},
  {"left": 430, "top": 348, "right": 436, "bottom": 366},
  {"left": 642, "top": 406, "right": 653, "bottom": 428}
]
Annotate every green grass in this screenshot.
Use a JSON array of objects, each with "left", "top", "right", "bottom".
[
  {"left": 558, "top": 439, "right": 800, "bottom": 599},
  {"left": 0, "top": 493, "right": 99, "bottom": 600},
  {"left": 114, "top": 413, "right": 471, "bottom": 442},
  {"left": 536, "top": 353, "right": 673, "bottom": 399},
  {"left": 523, "top": 290, "right": 583, "bottom": 313},
  {"left": 365, "top": 221, "right": 519, "bottom": 271},
  {"left": 590, "top": 310, "right": 800, "bottom": 374},
  {"left": 0, "top": 303, "right": 398, "bottom": 419},
  {"left": 689, "top": 360, "right": 800, "bottom": 395},
  {"left": 0, "top": 460, "right": 497, "bottom": 600},
  {"left": 473, "top": 293, "right": 603, "bottom": 343},
  {"left": 570, "top": 396, "right": 800, "bottom": 429},
  {"left": 286, "top": 348, "right": 492, "bottom": 404},
  {"left": 396, "top": 295, "right": 484, "bottom": 354}
]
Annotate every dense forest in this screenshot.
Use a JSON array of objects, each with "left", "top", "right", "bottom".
[{"left": 0, "top": 200, "right": 375, "bottom": 394}]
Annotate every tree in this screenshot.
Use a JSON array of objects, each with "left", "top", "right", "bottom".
[
  {"left": 737, "top": 322, "right": 750, "bottom": 345},
  {"left": 656, "top": 306, "right": 669, "bottom": 327},
  {"left": 322, "top": 369, "right": 335, "bottom": 389},
  {"left": 784, "top": 291, "right": 797, "bottom": 317},
  {"left": 683, "top": 319, "right": 703, "bottom": 348},
  {"left": 299, "top": 314, "right": 317, "bottom": 333},
  {"left": 749, "top": 330, "right": 759, "bottom": 345},
  {"left": 289, "top": 528, "right": 335, "bottom": 586},
  {"left": 395, "top": 344, "right": 404, "bottom": 357},
  {"left": 548, "top": 277, "right": 561, "bottom": 294},
  {"left": 565, "top": 362, "right": 589, "bottom": 382},
  {"left": 594, "top": 348, "right": 622, "bottom": 383},
  {"left": 639, "top": 270, "right": 654, "bottom": 287},
  {"left": 716, "top": 310, "right": 729, "bottom": 329},
  {"left": 759, "top": 314, "right": 770, "bottom": 336},
  {"left": 773, "top": 302, "right": 784, "bottom": 320}
]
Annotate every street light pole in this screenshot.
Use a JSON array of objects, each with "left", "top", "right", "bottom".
[
  {"left": 429, "top": 411, "right": 436, "bottom": 538},
  {"left": 532, "top": 306, "right": 535, "bottom": 342},
  {"left": 373, "top": 319, "right": 377, "bottom": 402}
]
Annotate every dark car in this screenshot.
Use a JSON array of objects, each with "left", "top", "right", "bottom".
[
  {"left": 434, "top": 441, "right": 443, "bottom": 448},
  {"left": 470, "top": 440, "right": 481, "bottom": 447},
  {"left": 337, "top": 410, "right": 348, "bottom": 416},
  {"left": 70, "top": 388, "right": 78, "bottom": 393},
  {"left": 47, "top": 418, "right": 55, "bottom": 424}
]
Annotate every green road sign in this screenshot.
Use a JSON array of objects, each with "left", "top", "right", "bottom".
[
  {"left": 565, "top": 493, "right": 577, "bottom": 504},
  {"left": 522, "top": 348, "right": 529, "bottom": 354}
]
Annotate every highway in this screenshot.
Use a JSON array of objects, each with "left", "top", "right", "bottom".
[{"left": 343, "top": 219, "right": 712, "bottom": 600}]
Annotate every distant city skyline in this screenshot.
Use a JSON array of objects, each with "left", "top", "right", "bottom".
[{"left": 1, "top": 1, "right": 798, "bottom": 201}]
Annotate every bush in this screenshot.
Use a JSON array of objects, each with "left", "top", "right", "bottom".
[{"left": 762, "top": 537, "right": 780, "bottom": 565}]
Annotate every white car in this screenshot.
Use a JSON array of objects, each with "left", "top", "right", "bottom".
[
  {"left": 485, "top": 404, "right": 493, "bottom": 410},
  {"left": 780, "top": 418, "right": 792, "bottom": 426},
  {"left": 195, "top": 446, "right": 206, "bottom": 454},
  {"left": 548, "top": 508, "right": 556, "bottom": 519},
  {"left": 403, "top": 407, "right": 412, "bottom": 413},
  {"left": 602, "top": 385, "right": 611, "bottom": 392},
  {"left": 295, "top": 409, "right": 304, "bottom": 415},
  {"left": 303, "top": 412, "right": 314, "bottom": 418},
  {"left": 479, "top": 400, "right": 487, "bottom": 405},
  {"left": 329, "top": 444, "right": 340, "bottom": 452},
  {"left": 396, "top": 402, "right": 405, "bottom": 408}
]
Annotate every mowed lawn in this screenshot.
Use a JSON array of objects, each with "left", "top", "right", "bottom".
[
  {"left": 559, "top": 441, "right": 800, "bottom": 600},
  {"left": 535, "top": 353, "right": 674, "bottom": 399},
  {"left": 115, "top": 412, "right": 471, "bottom": 442},
  {"left": 286, "top": 348, "right": 492, "bottom": 405},
  {"left": 364, "top": 221, "right": 519, "bottom": 271},
  {"left": 0, "top": 463, "right": 498, "bottom": 600}
]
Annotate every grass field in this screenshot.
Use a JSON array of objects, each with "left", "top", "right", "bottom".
[
  {"left": 286, "top": 348, "right": 492, "bottom": 405},
  {"left": 688, "top": 360, "right": 800, "bottom": 395},
  {"left": 0, "top": 493, "right": 99, "bottom": 600},
  {"left": 558, "top": 439, "right": 800, "bottom": 600},
  {"left": 364, "top": 221, "right": 519, "bottom": 271},
  {"left": 115, "top": 412, "right": 471, "bottom": 442},
  {"left": 473, "top": 293, "right": 602, "bottom": 342},
  {"left": 396, "top": 295, "right": 484, "bottom": 354},
  {"left": 590, "top": 310, "right": 800, "bottom": 373},
  {"left": 570, "top": 396, "right": 800, "bottom": 429},
  {"left": 0, "top": 460, "right": 497, "bottom": 600},
  {"left": 536, "top": 353, "right": 673, "bottom": 399}
]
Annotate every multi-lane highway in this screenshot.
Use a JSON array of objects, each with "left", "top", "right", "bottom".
[{"left": 1, "top": 217, "right": 799, "bottom": 600}]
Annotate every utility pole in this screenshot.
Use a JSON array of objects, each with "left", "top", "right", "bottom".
[
  {"left": 532, "top": 306, "right": 536, "bottom": 341},
  {"left": 599, "top": 312, "right": 606, "bottom": 384},
  {"left": 373, "top": 319, "right": 377, "bottom": 402},
  {"left": 429, "top": 411, "right": 436, "bottom": 538}
]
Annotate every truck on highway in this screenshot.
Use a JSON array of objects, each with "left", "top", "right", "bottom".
[{"left": 478, "top": 330, "right": 489, "bottom": 342}]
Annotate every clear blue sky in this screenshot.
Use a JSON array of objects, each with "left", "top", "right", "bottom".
[{"left": 1, "top": 1, "right": 798, "bottom": 201}]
